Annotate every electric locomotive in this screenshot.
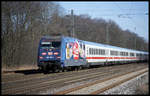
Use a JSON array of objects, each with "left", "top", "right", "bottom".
[{"left": 37, "top": 36, "right": 87, "bottom": 72}]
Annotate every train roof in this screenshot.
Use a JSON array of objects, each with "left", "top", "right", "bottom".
[
  {"left": 41, "top": 36, "right": 148, "bottom": 54},
  {"left": 63, "top": 36, "right": 148, "bottom": 54},
  {"left": 83, "top": 40, "right": 148, "bottom": 54}
]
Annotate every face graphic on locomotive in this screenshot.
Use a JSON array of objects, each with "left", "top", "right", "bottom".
[{"left": 66, "top": 41, "right": 85, "bottom": 60}]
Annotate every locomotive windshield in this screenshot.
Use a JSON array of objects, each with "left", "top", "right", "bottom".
[{"left": 41, "top": 41, "right": 61, "bottom": 49}]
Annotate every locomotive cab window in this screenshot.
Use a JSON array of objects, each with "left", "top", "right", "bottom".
[{"left": 41, "top": 41, "right": 61, "bottom": 49}]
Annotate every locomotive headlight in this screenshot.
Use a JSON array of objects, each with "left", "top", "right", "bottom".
[
  {"left": 54, "top": 52, "right": 59, "bottom": 55},
  {"left": 42, "top": 52, "right": 47, "bottom": 55},
  {"left": 39, "top": 56, "right": 43, "bottom": 59},
  {"left": 48, "top": 52, "right": 53, "bottom": 55}
]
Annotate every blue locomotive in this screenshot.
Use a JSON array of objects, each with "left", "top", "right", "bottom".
[
  {"left": 37, "top": 36, "right": 148, "bottom": 73},
  {"left": 37, "top": 36, "right": 87, "bottom": 72}
]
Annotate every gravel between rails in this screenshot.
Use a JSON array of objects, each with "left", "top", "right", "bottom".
[{"left": 101, "top": 72, "right": 149, "bottom": 95}]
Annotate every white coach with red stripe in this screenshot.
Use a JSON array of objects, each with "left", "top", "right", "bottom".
[{"left": 83, "top": 40, "right": 148, "bottom": 64}]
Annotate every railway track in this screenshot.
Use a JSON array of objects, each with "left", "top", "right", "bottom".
[
  {"left": 2, "top": 63, "right": 144, "bottom": 83},
  {"left": 2, "top": 63, "right": 148, "bottom": 94},
  {"left": 2, "top": 63, "right": 136, "bottom": 83},
  {"left": 55, "top": 68, "right": 148, "bottom": 94}
]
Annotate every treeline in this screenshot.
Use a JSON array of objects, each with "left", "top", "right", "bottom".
[{"left": 1, "top": 2, "right": 148, "bottom": 69}]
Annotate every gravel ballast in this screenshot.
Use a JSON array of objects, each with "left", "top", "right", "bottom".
[
  {"left": 101, "top": 72, "right": 149, "bottom": 95},
  {"left": 40, "top": 69, "right": 148, "bottom": 95}
]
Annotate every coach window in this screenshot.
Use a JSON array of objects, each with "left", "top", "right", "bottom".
[
  {"left": 110, "top": 50, "right": 113, "bottom": 55},
  {"left": 92, "top": 48, "right": 93, "bottom": 55},
  {"left": 130, "top": 53, "right": 134, "bottom": 57},
  {"left": 96, "top": 49, "right": 98, "bottom": 55},
  {"left": 89, "top": 48, "right": 91, "bottom": 55},
  {"left": 93, "top": 48, "right": 95, "bottom": 55},
  {"left": 136, "top": 53, "right": 140, "bottom": 57},
  {"left": 87, "top": 48, "right": 88, "bottom": 55},
  {"left": 93, "top": 48, "right": 94, "bottom": 55},
  {"left": 100, "top": 49, "right": 102, "bottom": 55},
  {"left": 123, "top": 52, "right": 125, "bottom": 56},
  {"left": 125, "top": 52, "right": 127, "bottom": 56},
  {"left": 116, "top": 51, "right": 118, "bottom": 56},
  {"left": 99, "top": 49, "right": 101, "bottom": 55},
  {"left": 96, "top": 49, "right": 97, "bottom": 55},
  {"left": 120, "top": 52, "right": 123, "bottom": 56},
  {"left": 92, "top": 48, "right": 94, "bottom": 55},
  {"left": 101, "top": 49, "right": 105, "bottom": 55},
  {"left": 122, "top": 52, "right": 124, "bottom": 56},
  {"left": 118, "top": 51, "right": 120, "bottom": 56}
]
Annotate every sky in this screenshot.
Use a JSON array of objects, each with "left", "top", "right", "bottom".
[{"left": 58, "top": 1, "right": 149, "bottom": 42}]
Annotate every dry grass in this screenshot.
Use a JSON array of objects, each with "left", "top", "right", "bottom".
[{"left": 2, "top": 65, "right": 38, "bottom": 73}]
